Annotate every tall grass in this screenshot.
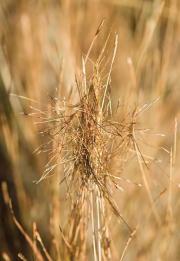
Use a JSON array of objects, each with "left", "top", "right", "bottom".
[{"left": 0, "top": 0, "right": 179, "bottom": 260}]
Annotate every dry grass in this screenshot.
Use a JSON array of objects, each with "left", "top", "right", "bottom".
[{"left": 0, "top": 0, "right": 179, "bottom": 260}]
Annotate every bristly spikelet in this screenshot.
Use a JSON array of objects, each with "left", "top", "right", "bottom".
[{"left": 33, "top": 32, "right": 141, "bottom": 260}]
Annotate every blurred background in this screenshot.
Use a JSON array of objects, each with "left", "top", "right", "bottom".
[{"left": 0, "top": 0, "right": 179, "bottom": 260}]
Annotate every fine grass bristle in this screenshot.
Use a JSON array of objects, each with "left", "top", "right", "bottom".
[{"left": 30, "top": 35, "right": 150, "bottom": 259}]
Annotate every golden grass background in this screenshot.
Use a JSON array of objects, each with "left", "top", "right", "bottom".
[{"left": 0, "top": 0, "right": 179, "bottom": 260}]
